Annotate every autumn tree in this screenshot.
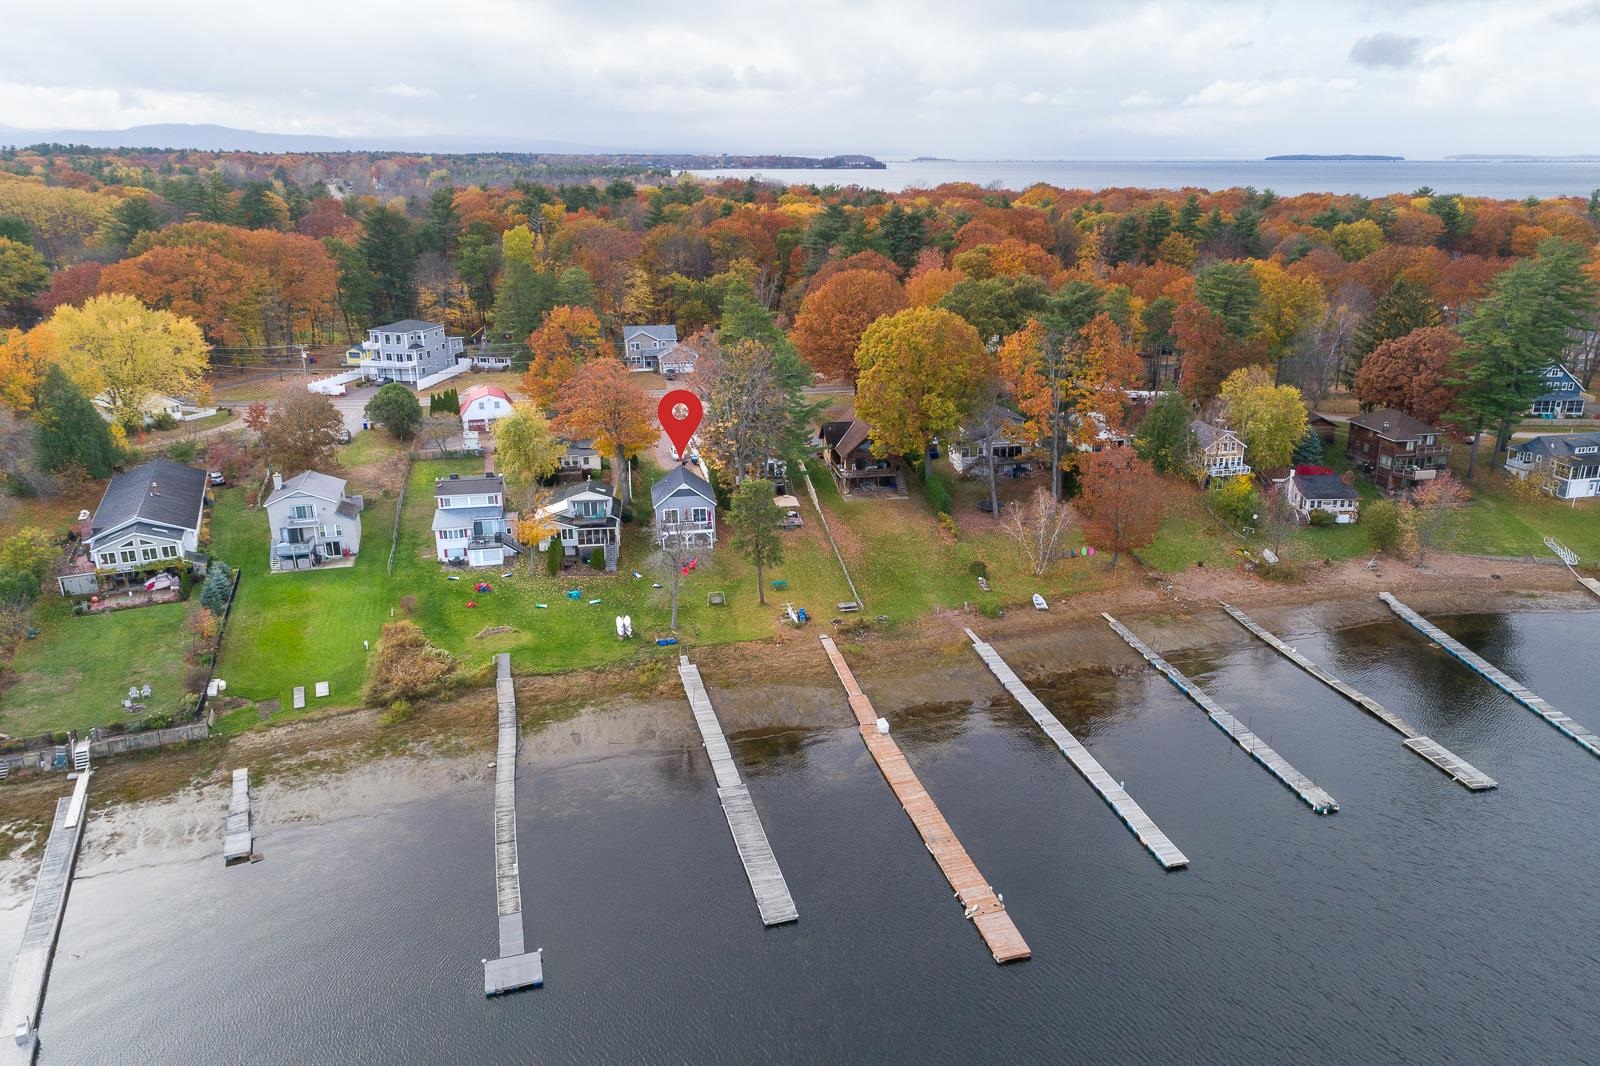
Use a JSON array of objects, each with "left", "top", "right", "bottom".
[
  {"left": 1175, "top": 299, "right": 1256, "bottom": 404},
  {"left": 0, "top": 237, "right": 48, "bottom": 325},
  {"left": 1003, "top": 487, "right": 1073, "bottom": 576},
  {"left": 1348, "top": 278, "right": 1441, "bottom": 383},
  {"left": 1402, "top": 475, "right": 1469, "bottom": 567},
  {"left": 1133, "top": 389, "right": 1196, "bottom": 476},
  {"left": 1251, "top": 259, "right": 1325, "bottom": 362},
  {"left": 0, "top": 325, "right": 54, "bottom": 411},
  {"left": 43, "top": 294, "right": 209, "bottom": 429},
  {"left": 1218, "top": 366, "right": 1309, "bottom": 473},
  {"left": 1074, "top": 448, "right": 1163, "bottom": 568},
  {"left": 853, "top": 306, "right": 988, "bottom": 458},
  {"left": 258, "top": 388, "right": 345, "bottom": 476},
  {"left": 522, "top": 305, "right": 606, "bottom": 406},
  {"left": 789, "top": 268, "right": 906, "bottom": 382},
  {"left": 493, "top": 405, "right": 565, "bottom": 495},
  {"left": 728, "top": 478, "right": 784, "bottom": 604},
  {"left": 554, "top": 359, "right": 657, "bottom": 504},
  {"left": 1331, "top": 219, "right": 1385, "bottom": 261},
  {"left": 1352, "top": 326, "right": 1463, "bottom": 425}
]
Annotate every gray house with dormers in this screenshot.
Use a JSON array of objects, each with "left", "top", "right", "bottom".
[
  {"left": 83, "top": 460, "right": 208, "bottom": 577},
  {"left": 651, "top": 465, "right": 717, "bottom": 549},
  {"left": 264, "top": 470, "right": 364, "bottom": 571}
]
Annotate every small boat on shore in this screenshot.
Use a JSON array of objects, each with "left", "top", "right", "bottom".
[{"left": 1032, "top": 594, "right": 1048, "bottom": 611}]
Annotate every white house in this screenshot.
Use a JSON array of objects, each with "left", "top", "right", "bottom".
[
  {"left": 83, "top": 460, "right": 208, "bottom": 576},
  {"left": 532, "top": 479, "right": 622, "bottom": 570},
  {"left": 93, "top": 392, "right": 216, "bottom": 427},
  {"left": 263, "top": 470, "right": 364, "bottom": 571},
  {"left": 1504, "top": 431, "right": 1600, "bottom": 499},
  {"left": 432, "top": 473, "right": 519, "bottom": 566},
  {"left": 651, "top": 465, "right": 717, "bottom": 549},
  {"left": 1285, "top": 471, "right": 1360, "bottom": 523},
  {"left": 459, "top": 384, "right": 514, "bottom": 433},
  {"left": 1191, "top": 420, "right": 1251, "bottom": 480},
  {"left": 360, "top": 319, "right": 466, "bottom": 386},
  {"left": 558, "top": 438, "right": 602, "bottom": 475},
  {"left": 622, "top": 324, "right": 678, "bottom": 372},
  {"left": 948, "top": 407, "right": 1031, "bottom": 477},
  {"left": 1528, "top": 364, "right": 1588, "bottom": 420}
]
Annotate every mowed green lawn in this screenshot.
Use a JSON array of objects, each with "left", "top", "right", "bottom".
[{"left": 0, "top": 597, "right": 191, "bottom": 737}]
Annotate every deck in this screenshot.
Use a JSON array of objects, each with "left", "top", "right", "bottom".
[
  {"left": 819, "top": 636, "right": 1030, "bottom": 964},
  {"left": 1380, "top": 593, "right": 1600, "bottom": 761},
  {"left": 677, "top": 657, "right": 798, "bottom": 926},
  {"left": 1221, "top": 605, "right": 1496, "bottom": 791},
  {"left": 484, "top": 653, "right": 542, "bottom": 996},
  {"left": 223, "top": 768, "right": 253, "bottom": 863},
  {"left": 964, "top": 629, "right": 1189, "bottom": 869},
  {"left": 0, "top": 771, "right": 91, "bottom": 1065},
  {"left": 1103, "top": 614, "right": 1339, "bottom": 814}
]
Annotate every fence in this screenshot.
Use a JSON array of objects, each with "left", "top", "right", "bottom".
[
  {"left": 387, "top": 458, "right": 413, "bottom": 575},
  {"left": 193, "top": 567, "right": 244, "bottom": 725}
]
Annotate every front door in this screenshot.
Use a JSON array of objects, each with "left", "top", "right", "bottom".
[{"left": 325, "top": 541, "right": 341, "bottom": 556}]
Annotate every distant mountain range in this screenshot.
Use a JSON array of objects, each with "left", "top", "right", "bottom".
[{"left": 0, "top": 122, "right": 639, "bottom": 154}]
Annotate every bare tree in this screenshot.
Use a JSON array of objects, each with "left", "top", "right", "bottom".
[
  {"left": 1405, "top": 475, "right": 1469, "bottom": 567},
  {"left": 961, "top": 387, "right": 1015, "bottom": 520},
  {"left": 417, "top": 411, "right": 459, "bottom": 454},
  {"left": 1279, "top": 291, "right": 1364, "bottom": 406},
  {"left": 1002, "top": 487, "right": 1073, "bottom": 576}
]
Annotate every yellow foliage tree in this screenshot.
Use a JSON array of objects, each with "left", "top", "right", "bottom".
[
  {"left": 1218, "top": 366, "right": 1308, "bottom": 473},
  {"left": 0, "top": 324, "right": 56, "bottom": 411},
  {"left": 45, "top": 294, "right": 209, "bottom": 428},
  {"left": 1251, "top": 260, "right": 1326, "bottom": 362}
]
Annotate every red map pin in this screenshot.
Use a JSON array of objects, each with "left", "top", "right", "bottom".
[{"left": 657, "top": 389, "right": 703, "bottom": 461}]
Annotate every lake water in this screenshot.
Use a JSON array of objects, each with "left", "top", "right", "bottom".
[
  {"left": 687, "top": 159, "right": 1600, "bottom": 199},
  {"left": 12, "top": 608, "right": 1600, "bottom": 1064}
]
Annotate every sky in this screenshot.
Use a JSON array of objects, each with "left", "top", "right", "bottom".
[{"left": 5, "top": 0, "right": 1600, "bottom": 158}]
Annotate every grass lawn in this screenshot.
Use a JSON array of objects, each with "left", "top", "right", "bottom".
[
  {"left": 0, "top": 597, "right": 192, "bottom": 737},
  {"left": 1445, "top": 475, "right": 1600, "bottom": 559}
]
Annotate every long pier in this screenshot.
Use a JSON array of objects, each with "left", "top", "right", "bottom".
[
  {"left": 1579, "top": 577, "right": 1600, "bottom": 601},
  {"left": 223, "top": 768, "right": 252, "bottom": 863},
  {"left": 1221, "top": 605, "right": 1497, "bottom": 791},
  {"left": 964, "top": 629, "right": 1189, "bottom": 869},
  {"left": 677, "top": 657, "right": 797, "bottom": 926},
  {"left": 0, "top": 770, "right": 91, "bottom": 1065},
  {"left": 1381, "top": 593, "right": 1600, "bottom": 760},
  {"left": 819, "top": 635, "right": 1030, "bottom": 964},
  {"left": 483, "top": 653, "right": 542, "bottom": 996},
  {"left": 1103, "top": 614, "right": 1339, "bottom": 814}
]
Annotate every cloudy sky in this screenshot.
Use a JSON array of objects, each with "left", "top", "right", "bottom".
[{"left": 5, "top": 0, "right": 1600, "bottom": 157}]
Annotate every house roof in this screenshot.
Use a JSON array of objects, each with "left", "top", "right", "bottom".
[
  {"left": 1511, "top": 431, "right": 1600, "bottom": 460},
  {"left": 1190, "top": 420, "right": 1239, "bottom": 448},
  {"left": 94, "top": 520, "right": 187, "bottom": 546},
  {"left": 265, "top": 470, "right": 348, "bottom": 507},
  {"left": 1348, "top": 409, "right": 1438, "bottom": 440},
  {"left": 373, "top": 319, "right": 439, "bottom": 333},
  {"left": 434, "top": 473, "right": 504, "bottom": 496},
  {"left": 960, "top": 404, "right": 1025, "bottom": 437},
  {"left": 1292, "top": 472, "right": 1358, "bottom": 501},
  {"left": 651, "top": 464, "right": 715, "bottom": 508},
  {"left": 623, "top": 324, "right": 678, "bottom": 344},
  {"left": 562, "top": 438, "right": 599, "bottom": 457},
  {"left": 432, "top": 506, "right": 502, "bottom": 531},
  {"left": 820, "top": 419, "right": 874, "bottom": 457},
  {"left": 460, "top": 384, "right": 512, "bottom": 407},
  {"left": 549, "top": 479, "right": 615, "bottom": 504},
  {"left": 658, "top": 342, "right": 700, "bottom": 366},
  {"left": 90, "top": 460, "right": 207, "bottom": 537}
]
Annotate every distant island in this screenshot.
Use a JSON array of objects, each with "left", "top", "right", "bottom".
[
  {"left": 1265, "top": 154, "right": 1405, "bottom": 162},
  {"left": 676, "top": 153, "right": 886, "bottom": 170},
  {"left": 911, "top": 156, "right": 954, "bottom": 162},
  {"left": 1448, "top": 154, "right": 1600, "bottom": 162}
]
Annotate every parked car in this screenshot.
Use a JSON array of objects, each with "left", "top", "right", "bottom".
[
  {"left": 336, "top": 428, "right": 353, "bottom": 444},
  {"left": 207, "top": 471, "right": 226, "bottom": 486}
]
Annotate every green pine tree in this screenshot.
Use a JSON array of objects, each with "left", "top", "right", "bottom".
[
  {"left": 1291, "top": 428, "right": 1324, "bottom": 466},
  {"left": 34, "top": 366, "right": 117, "bottom": 478},
  {"left": 200, "top": 561, "right": 233, "bottom": 612},
  {"left": 1133, "top": 390, "right": 1196, "bottom": 475}
]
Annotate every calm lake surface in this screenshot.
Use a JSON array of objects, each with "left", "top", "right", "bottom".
[
  {"left": 687, "top": 158, "right": 1600, "bottom": 199},
  {"left": 14, "top": 608, "right": 1600, "bottom": 1064}
]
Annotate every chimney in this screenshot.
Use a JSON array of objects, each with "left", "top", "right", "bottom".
[
  {"left": 271, "top": 472, "right": 283, "bottom": 491},
  {"left": 1381, "top": 420, "right": 1390, "bottom": 433}
]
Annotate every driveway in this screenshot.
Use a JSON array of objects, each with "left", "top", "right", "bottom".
[{"left": 331, "top": 385, "right": 380, "bottom": 433}]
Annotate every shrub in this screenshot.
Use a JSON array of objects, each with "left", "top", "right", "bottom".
[
  {"left": 589, "top": 547, "right": 604, "bottom": 570},
  {"left": 150, "top": 412, "right": 179, "bottom": 431},
  {"left": 365, "top": 621, "right": 456, "bottom": 705},
  {"left": 545, "top": 544, "right": 562, "bottom": 575},
  {"left": 979, "top": 601, "right": 1002, "bottom": 619},
  {"left": 143, "top": 710, "right": 173, "bottom": 730},
  {"left": 199, "top": 562, "right": 233, "bottom": 612},
  {"left": 967, "top": 559, "right": 988, "bottom": 578},
  {"left": 381, "top": 699, "right": 415, "bottom": 726},
  {"left": 168, "top": 440, "right": 197, "bottom": 463},
  {"left": 937, "top": 512, "right": 960, "bottom": 540},
  {"left": 619, "top": 505, "right": 635, "bottom": 524},
  {"left": 1365, "top": 498, "right": 1401, "bottom": 552},
  {"left": 923, "top": 468, "right": 952, "bottom": 515},
  {"left": 1307, "top": 508, "right": 1335, "bottom": 527},
  {"left": 398, "top": 594, "right": 419, "bottom": 615}
]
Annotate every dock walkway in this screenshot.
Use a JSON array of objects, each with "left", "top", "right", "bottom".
[
  {"left": 1381, "top": 593, "right": 1600, "bottom": 760},
  {"left": 0, "top": 771, "right": 91, "bottom": 1065},
  {"left": 819, "top": 635, "right": 1030, "bottom": 964},
  {"left": 677, "top": 657, "right": 797, "bottom": 926},
  {"left": 1103, "top": 614, "right": 1339, "bottom": 814},
  {"left": 223, "top": 768, "right": 252, "bottom": 863},
  {"left": 1221, "top": 605, "right": 1496, "bottom": 791},
  {"left": 483, "top": 653, "right": 542, "bottom": 996},
  {"left": 964, "top": 629, "right": 1188, "bottom": 869}
]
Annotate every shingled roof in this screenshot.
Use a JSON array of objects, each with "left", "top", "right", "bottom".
[
  {"left": 90, "top": 460, "right": 207, "bottom": 537},
  {"left": 1349, "top": 409, "right": 1438, "bottom": 440}
]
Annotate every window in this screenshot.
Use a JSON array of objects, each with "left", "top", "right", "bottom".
[
  {"left": 488, "top": 495, "right": 499, "bottom": 505},
  {"left": 292, "top": 504, "right": 314, "bottom": 520},
  {"left": 99, "top": 552, "right": 117, "bottom": 566},
  {"left": 161, "top": 545, "right": 177, "bottom": 559},
  {"left": 578, "top": 528, "right": 609, "bottom": 546},
  {"left": 662, "top": 508, "right": 680, "bottom": 524},
  {"left": 141, "top": 547, "right": 158, "bottom": 561},
  {"left": 692, "top": 507, "right": 710, "bottom": 524},
  {"left": 439, "top": 497, "right": 452, "bottom": 507},
  {"left": 629, "top": 341, "right": 640, "bottom": 351},
  {"left": 120, "top": 549, "right": 137, "bottom": 563}
]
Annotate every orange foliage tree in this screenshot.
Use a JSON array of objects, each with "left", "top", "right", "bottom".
[
  {"left": 553, "top": 359, "right": 657, "bottom": 503},
  {"left": 1074, "top": 448, "right": 1163, "bottom": 568},
  {"left": 523, "top": 305, "right": 606, "bottom": 406},
  {"left": 789, "top": 268, "right": 906, "bottom": 383},
  {"left": 1351, "top": 325, "right": 1463, "bottom": 425}
]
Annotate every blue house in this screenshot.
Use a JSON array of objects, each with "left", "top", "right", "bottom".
[{"left": 1528, "top": 364, "right": 1587, "bottom": 420}]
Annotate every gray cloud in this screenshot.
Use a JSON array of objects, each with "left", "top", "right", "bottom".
[
  {"left": 1551, "top": 2, "right": 1600, "bottom": 24},
  {"left": 1349, "top": 32, "right": 1424, "bottom": 68}
]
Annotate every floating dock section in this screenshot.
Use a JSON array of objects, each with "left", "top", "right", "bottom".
[
  {"left": 964, "top": 629, "right": 1189, "bottom": 869},
  {"left": 819, "top": 635, "right": 1030, "bottom": 964},
  {"left": 1381, "top": 592, "right": 1600, "bottom": 760},
  {"left": 677, "top": 657, "right": 797, "bottom": 926},
  {"left": 483, "top": 653, "right": 542, "bottom": 996},
  {"left": 0, "top": 770, "right": 91, "bottom": 1065},
  {"left": 1221, "top": 605, "right": 1496, "bottom": 791},
  {"left": 1579, "top": 577, "right": 1600, "bottom": 601},
  {"left": 223, "top": 768, "right": 252, "bottom": 863},
  {"left": 1103, "top": 614, "right": 1339, "bottom": 814}
]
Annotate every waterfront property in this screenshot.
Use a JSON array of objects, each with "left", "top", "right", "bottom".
[
  {"left": 819, "top": 419, "right": 906, "bottom": 497},
  {"left": 621, "top": 324, "right": 679, "bottom": 372},
  {"left": 1503, "top": 431, "right": 1600, "bottom": 500},
  {"left": 1527, "top": 364, "right": 1587, "bottom": 420},
  {"left": 1345, "top": 409, "right": 1450, "bottom": 492},
  {"left": 947, "top": 406, "right": 1031, "bottom": 477},
  {"left": 264, "top": 470, "right": 363, "bottom": 572},
  {"left": 651, "top": 465, "right": 717, "bottom": 550},
  {"left": 63, "top": 460, "right": 208, "bottom": 596},
  {"left": 433, "top": 473, "right": 520, "bottom": 566},
  {"left": 484, "top": 654, "right": 542, "bottom": 996},
  {"left": 1285, "top": 470, "right": 1360, "bottom": 523},
  {"left": 1192, "top": 419, "right": 1251, "bottom": 481},
  {"left": 533, "top": 479, "right": 622, "bottom": 570},
  {"left": 359, "top": 319, "right": 466, "bottom": 386},
  {"left": 459, "top": 384, "right": 514, "bottom": 433},
  {"left": 557, "top": 437, "right": 602, "bottom": 476}
]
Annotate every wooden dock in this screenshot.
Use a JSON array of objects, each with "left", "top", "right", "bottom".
[
  {"left": 483, "top": 653, "right": 542, "bottom": 996},
  {"left": 0, "top": 771, "right": 91, "bottom": 1065},
  {"left": 677, "top": 657, "right": 797, "bottom": 926},
  {"left": 223, "top": 768, "right": 252, "bottom": 863},
  {"left": 1580, "top": 577, "right": 1600, "bottom": 600},
  {"left": 1103, "top": 614, "right": 1339, "bottom": 814},
  {"left": 1381, "top": 593, "right": 1600, "bottom": 761},
  {"left": 818, "top": 635, "right": 1030, "bottom": 964},
  {"left": 964, "top": 629, "right": 1189, "bottom": 869},
  {"left": 1221, "top": 605, "right": 1497, "bottom": 791}
]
